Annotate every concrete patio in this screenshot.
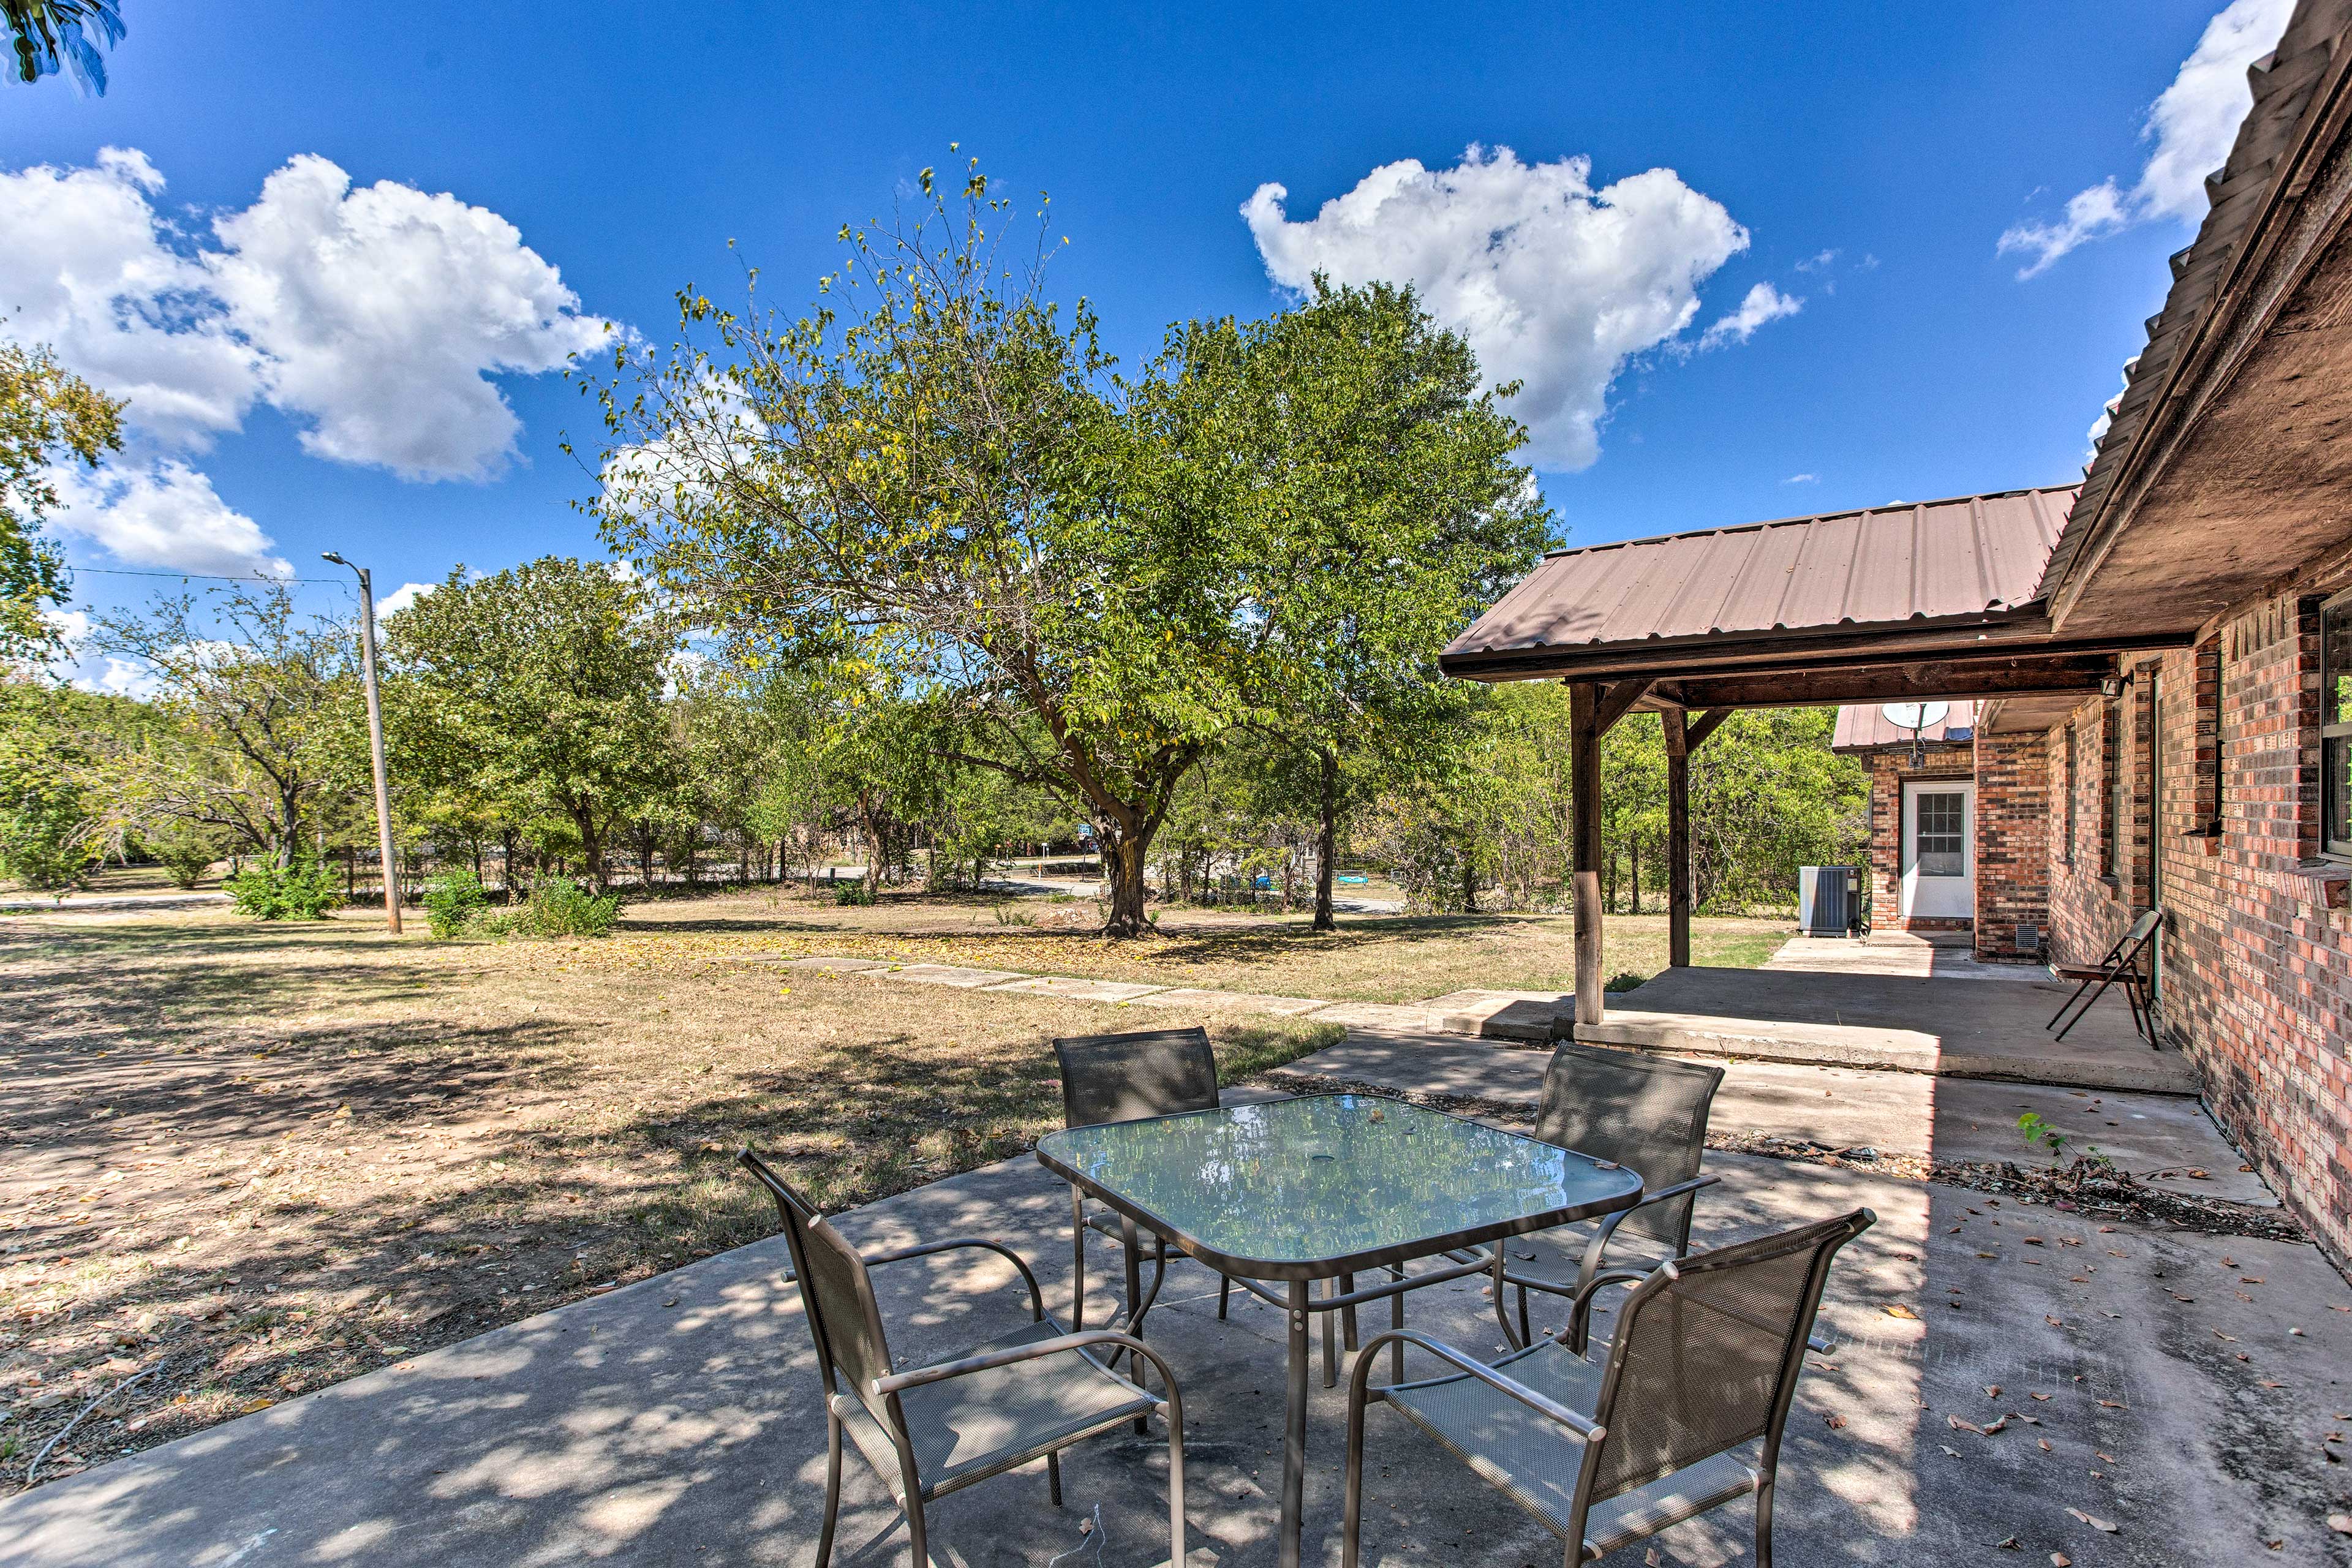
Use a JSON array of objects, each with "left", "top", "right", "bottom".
[
  {"left": 1576, "top": 946, "right": 2188, "bottom": 1095},
  {"left": 2, "top": 1090, "right": 2345, "bottom": 1568}
]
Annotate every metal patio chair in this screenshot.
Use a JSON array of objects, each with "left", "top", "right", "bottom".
[
  {"left": 1054, "top": 1027, "right": 1234, "bottom": 1343},
  {"left": 2047, "top": 907, "right": 2162, "bottom": 1045},
  {"left": 738, "top": 1147, "right": 1188, "bottom": 1568},
  {"left": 1343, "top": 1208, "right": 1876, "bottom": 1568},
  {"left": 1487, "top": 1042, "right": 1725, "bottom": 1350}
]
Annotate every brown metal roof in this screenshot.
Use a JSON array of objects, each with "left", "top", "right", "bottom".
[
  {"left": 1830, "top": 700, "right": 1977, "bottom": 752},
  {"left": 2040, "top": 0, "right": 2352, "bottom": 606},
  {"left": 1444, "top": 485, "right": 2076, "bottom": 665}
]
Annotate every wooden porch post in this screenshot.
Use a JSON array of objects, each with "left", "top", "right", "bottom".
[
  {"left": 1664, "top": 707, "right": 1691, "bottom": 968},
  {"left": 1570, "top": 681, "right": 1604, "bottom": 1026}
]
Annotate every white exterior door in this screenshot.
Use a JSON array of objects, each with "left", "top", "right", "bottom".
[{"left": 1900, "top": 781, "right": 1975, "bottom": 921}]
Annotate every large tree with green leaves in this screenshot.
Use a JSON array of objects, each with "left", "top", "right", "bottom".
[
  {"left": 92, "top": 582, "right": 355, "bottom": 867},
  {"left": 4, "top": 1, "right": 122, "bottom": 91},
  {"left": 1222, "top": 279, "right": 1552, "bottom": 929},
  {"left": 1, "top": 342, "right": 122, "bottom": 662},
  {"left": 580, "top": 159, "right": 1262, "bottom": 933},
  {"left": 383, "top": 557, "right": 676, "bottom": 892}
]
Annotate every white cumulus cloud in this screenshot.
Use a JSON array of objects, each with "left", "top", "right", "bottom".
[
  {"left": 1999, "top": 0, "right": 2294, "bottom": 277},
  {"left": 375, "top": 581, "right": 435, "bottom": 619},
  {"left": 1242, "top": 145, "right": 1752, "bottom": 471},
  {"left": 1700, "top": 282, "right": 1803, "bottom": 349},
  {"left": 47, "top": 459, "right": 290, "bottom": 579},
  {"left": 0, "top": 147, "right": 610, "bottom": 479}
]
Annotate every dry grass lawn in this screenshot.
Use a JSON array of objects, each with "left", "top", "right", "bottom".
[
  {"left": 0, "top": 898, "right": 1337, "bottom": 1488},
  {"left": 642, "top": 887, "right": 1792, "bottom": 1001}
]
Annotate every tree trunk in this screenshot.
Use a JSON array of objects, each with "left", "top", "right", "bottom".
[
  {"left": 1629, "top": 834, "right": 1641, "bottom": 916},
  {"left": 1460, "top": 858, "right": 1477, "bottom": 915},
  {"left": 1313, "top": 748, "right": 1338, "bottom": 932},
  {"left": 1102, "top": 832, "right": 1152, "bottom": 936},
  {"left": 573, "top": 805, "right": 606, "bottom": 892}
]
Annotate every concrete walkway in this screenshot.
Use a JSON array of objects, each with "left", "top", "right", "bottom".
[
  {"left": 6, "top": 1131, "right": 2345, "bottom": 1566},
  {"left": 0, "top": 891, "right": 228, "bottom": 914}
]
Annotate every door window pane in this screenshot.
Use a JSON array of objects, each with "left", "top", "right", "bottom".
[{"left": 1915, "top": 793, "right": 1965, "bottom": 876}]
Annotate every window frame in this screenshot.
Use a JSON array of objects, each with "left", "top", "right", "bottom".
[
  {"left": 2322, "top": 591, "right": 2352, "bottom": 858},
  {"left": 2064, "top": 722, "right": 2078, "bottom": 864},
  {"left": 2106, "top": 696, "right": 2127, "bottom": 881}
]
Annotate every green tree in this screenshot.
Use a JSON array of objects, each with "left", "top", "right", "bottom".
[
  {"left": 582, "top": 158, "right": 1261, "bottom": 934},
  {"left": 384, "top": 557, "right": 675, "bottom": 892},
  {"left": 1, "top": 343, "right": 122, "bottom": 660},
  {"left": 1224, "top": 279, "right": 1551, "bottom": 928},
  {"left": 0, "top": 677, "right": 102, "bottom": 895},
  {"left": 4, "top": 1, "right": 122, "bottom": 91},
  {"left": 93, "top": 583, "right": 356, "bottom": 867}
]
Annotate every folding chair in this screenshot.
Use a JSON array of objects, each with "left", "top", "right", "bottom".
[
  {"left": 2047, "top": 907, "right": 2162, "bottom": 1044},
  {"left": 738, "top": 1147, "right": 1188, "bottom": 1568}
]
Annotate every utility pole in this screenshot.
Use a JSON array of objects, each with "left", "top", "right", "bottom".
[{"left": 323, "top": 552, "right": 401, "bottom": 933}]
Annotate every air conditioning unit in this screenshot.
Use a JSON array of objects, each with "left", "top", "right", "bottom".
[{"left": 1798, "top": 866, "right": 1861, "bottom": 937}]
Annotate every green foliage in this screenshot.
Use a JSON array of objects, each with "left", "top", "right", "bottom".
[
  {"left": 423, "top": 868, "right": 490, "bottom": 938},
  {"left": 831, "top": 879, "right": 875, "bottom": 907},
  {"left": 384, "top": 557, "right": 676, "bottom": 891},
  {"left": 513, "top": 876, "right": 621, "bottom": 937},
  {"left": 0, "top": 679, "right": 103, "bottom": 896},
  {"left": 145, "top": 825, "right": 225, "bottom": 889},
  {"left": 582, "top": 157, "right": 1271, "bottom": 933},
  {"left": 4, "top": 3, "right": 126, "bottom": 92},
  {"left": 225, "top": 858, "right": 341, "bottom": 921},
  {"left": 93, "top": 582, "right": 355, "bottom": 867},
  {"left": 1, "top": 342, "right": 122, "bottom": 660}
]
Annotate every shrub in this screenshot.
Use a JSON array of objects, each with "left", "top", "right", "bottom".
[
  {"left": 146, "top": 827, "right": 224, "bottom": 889},
  {"left": 518, "top": 876, "right": 621, "bottom": 937},
  {"left": 225, "top": 858, "right": 341, "bottom": 921},
  {"left": 423, "top": 869, "right": 490, "bottom": 938},
  {"left": 832, "top": 880, "right": 876, "bottom": 907}
]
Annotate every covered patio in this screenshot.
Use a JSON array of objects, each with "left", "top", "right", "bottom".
[{"left": 1436, "top": 485, "right": 2191, "bottom": 1088}]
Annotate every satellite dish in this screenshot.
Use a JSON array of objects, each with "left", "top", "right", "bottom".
[{"left": 1879, "top": 701, "right": 1949, "bottom": 734}]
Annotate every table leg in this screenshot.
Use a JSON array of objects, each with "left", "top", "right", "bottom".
[
  {"left": 1341, "top": 1272, "right": 1359, "bottom": 1354},
  {"left": 1389, "top": 1264, "right": 1405, "bottom": 1384},
  {"left": 1321, "top": 1278, "right": 1338, "bottom": 1389},
  {"left": 1122, "top": 1215, "right": 1150, "bottom": 1434},
  {"left": 1281, "top": 1280, "right": 1310, "bottom": 1568}
]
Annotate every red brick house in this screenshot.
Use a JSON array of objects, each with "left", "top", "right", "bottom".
[{"left": 1442, "top": 0, "right": 2352, "bottom": 1268}]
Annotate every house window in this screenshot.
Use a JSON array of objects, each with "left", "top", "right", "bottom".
[
  {"left": 1915, "top": 793, "right": 1966, "bottom": 876},
  {"left": 2107, "top": 698, "right": 2127, "bottom": 878},
  {"left": 2064, "top": 724, "right": 2078, "bottom": 863},
  {"left": 2323, "top": 595, "right": 2352, "bottom": 856}
]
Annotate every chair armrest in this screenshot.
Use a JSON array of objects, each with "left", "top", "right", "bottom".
[
  {"left": 872, "top": 1327, "right": 1184, "bottom": 1413},
  {"left": 1496, "top": 1176, "right": 1719, "bottom": 1303},
  {"left": 1346, "top": 1329, "right": 1603, "bottom": 1441},
  {"left": 861, "top": 1237, "right": 1046, "bottom": 1322},
  {"left": 1580, "top": 1173, "right": 1717, "bottom": 1287}
]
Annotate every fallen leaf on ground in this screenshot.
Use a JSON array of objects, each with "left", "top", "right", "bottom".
[
  {"left": 2068, "top": 1509, "right": 2118, "bottom": 1533},
  {"left": 1885, "top": 1304, "right": 1920, "bottom": 1320}
]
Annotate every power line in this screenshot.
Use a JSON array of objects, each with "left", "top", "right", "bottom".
[{"left": 67, "top": 566, "right": 348, "bottom": 585}]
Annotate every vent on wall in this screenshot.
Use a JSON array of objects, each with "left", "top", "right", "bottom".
[{"left": 2016, "top": 924, "right": 2041, "bottom": 956}]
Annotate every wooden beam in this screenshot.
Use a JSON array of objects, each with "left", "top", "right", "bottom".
[
  {"left": 1683, "top": 707, "right": 1731, "bottom": 752},
  {"left": 1664, "top": 707, "right": 1692, "bottom": 968},
  {"left": 1655, "top": 652, "right": 2118, "bottom": 712},
  {"left": 1570, "top": 682, "right": 1604, "bottom": 1025},
  {"left": 1592, "top": 677, "right": 1654, "bottom": 737}
]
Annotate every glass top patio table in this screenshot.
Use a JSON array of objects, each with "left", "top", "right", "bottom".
[{"left": 1033, "top": 1093, "right": 1643, "bottom": 1280}]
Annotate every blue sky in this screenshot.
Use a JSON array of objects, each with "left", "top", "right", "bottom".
[{"left": 0, "top": 1, "right": 2283, "bottom": 662}]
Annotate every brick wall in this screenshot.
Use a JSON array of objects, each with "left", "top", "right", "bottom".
[
  {"left": 1861, "top": 743, "right": 1974, "bottom": 933},
  {"left": 1973, "top": 732, "right": 2048, "bottom": 958},
  {"left": 2043, "top": 591, "right": 2351, "bottom": 1270}
]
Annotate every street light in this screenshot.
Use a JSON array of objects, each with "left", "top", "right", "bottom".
[{"left": 322, "top": 552, "right": 401, "bottom": 934}]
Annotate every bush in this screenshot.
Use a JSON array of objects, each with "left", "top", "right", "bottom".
[
  {"left": 147, "top": 829, "right": 223, "bottom": 889},
  {"left": 423, "top": 869, "right": 490, "bottom": 938},
  {"left": 832, "top": 880, "right": 876, "bottom": 907},
  {"left": 516, "top": 876, "right": 621, "bottom": 937},
  {"left": 225, "top": 858, "right": 341, "bottom": 921}
]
